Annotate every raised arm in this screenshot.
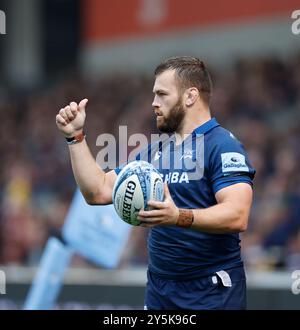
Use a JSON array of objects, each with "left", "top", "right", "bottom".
[{"left": 55, "top": 99, "right": 117, "bottom": 205}]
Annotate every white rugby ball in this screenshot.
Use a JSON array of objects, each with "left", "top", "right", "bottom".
[{"left": 112, "top": 160, "right": 164, "bottom": 226}]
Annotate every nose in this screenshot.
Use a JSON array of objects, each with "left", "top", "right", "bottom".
[{"left": 152, "top": 96, "right": 160, "bottom": 109}]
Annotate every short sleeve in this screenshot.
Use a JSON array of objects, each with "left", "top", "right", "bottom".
[{"left": 208, "top": 133, "right": 256, "bottom": 194}]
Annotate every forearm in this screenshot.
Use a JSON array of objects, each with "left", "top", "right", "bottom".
[
  {"left": 68, "top": 139, "right": 106, "bottom": 203},
  {"left": 188, "top": 202, "right": 248, "bottom": 234},
  {"left": 139, "top": 183, "right": 252, "bottom": 232}
]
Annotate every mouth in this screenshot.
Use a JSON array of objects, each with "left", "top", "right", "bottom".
[{"left": 154, "top": 109, "right": 163, "bottom": 117}]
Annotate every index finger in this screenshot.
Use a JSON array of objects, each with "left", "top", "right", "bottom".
[{"left": 147, "top": 200, "right": 165, "bottom": 209}]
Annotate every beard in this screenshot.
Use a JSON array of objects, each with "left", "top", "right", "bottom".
[{"left": 157, "top": 97, "right": 186, "bottom": 133}]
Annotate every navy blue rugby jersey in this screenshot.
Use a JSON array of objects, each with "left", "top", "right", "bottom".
[{"left": 115, "top": 118, "right": 255, "bottom": 279}]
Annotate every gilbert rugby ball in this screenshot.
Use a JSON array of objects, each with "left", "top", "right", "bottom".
[{"left": 112, "top": 161, "right": 164, "bottom": 226}]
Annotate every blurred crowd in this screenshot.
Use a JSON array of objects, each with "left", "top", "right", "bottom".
[{"left": 0, "top": 54, "right": 300, "bottom": 271}]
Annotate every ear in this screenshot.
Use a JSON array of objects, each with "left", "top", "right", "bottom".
[{"left": 184, "top": 88, "right": 199, "bottom": 107}]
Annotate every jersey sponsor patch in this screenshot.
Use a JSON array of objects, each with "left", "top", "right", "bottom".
[
  {"left": 221, "top": 152, "right": 249, "bottom": 173},
  {"left": 161, "top": 171, "right": 190, "bottom": 184}
]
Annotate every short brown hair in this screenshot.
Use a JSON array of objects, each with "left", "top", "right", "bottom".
[{"left": 155, "top": 56, "right": 212, "bottom": 105}]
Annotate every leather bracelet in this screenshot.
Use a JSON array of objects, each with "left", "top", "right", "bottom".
[
  {"left": 66, "top": 131, "right": 86, "bottom": 145},
  {"left": 176, "top": 209, "right": 194, "bottom": 228}
]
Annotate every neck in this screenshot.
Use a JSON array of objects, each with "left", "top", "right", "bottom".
[{"left": 175, "top": 107, "right": 211, "bottom": 142}]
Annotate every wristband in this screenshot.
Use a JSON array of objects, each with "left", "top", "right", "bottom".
[
  {"left": 66, "top": 131, "right": 86, "bottom": 145},
  {"left": 176, "top": 209, "right": 194, "bottom": 228}
]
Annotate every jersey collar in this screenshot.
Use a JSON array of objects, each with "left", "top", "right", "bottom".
[{"left": 193, "top": 117, "right": 220, "bottom": 135}]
